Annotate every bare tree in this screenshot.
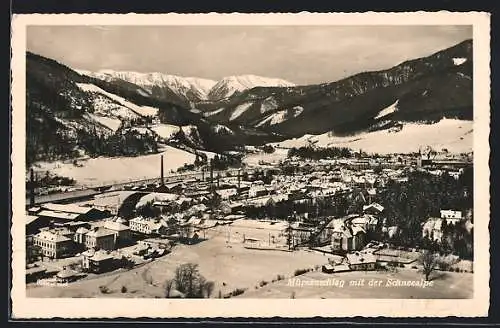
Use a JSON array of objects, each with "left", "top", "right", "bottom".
[
  {"left": 420, "top": 250, "right": 438, "bottom": 281},
  {"left": 168, "top": 263, "right": 215, "bottom": 298}
]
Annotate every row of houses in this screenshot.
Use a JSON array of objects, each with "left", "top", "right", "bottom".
[{"left": 31, "top": 216, "right": 133, "bottom": 259}]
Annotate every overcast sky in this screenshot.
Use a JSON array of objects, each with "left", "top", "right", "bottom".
[{"left": 27, "top": 25, "right": 472, "bottom": 85}]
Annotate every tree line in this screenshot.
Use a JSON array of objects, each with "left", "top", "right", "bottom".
[
  {"left": 77, "top": 128, "right": 158, "bottom": 157},
  {"left": 377, "top": 166, "right": 473, "bottom": 259},
  {"left": 287, "top": 146, "right": 352, "bottom": 160}
]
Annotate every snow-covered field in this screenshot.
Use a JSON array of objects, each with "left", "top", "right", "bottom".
[
  {"left": 243, "top": 148, "right": 289, "bottom": 167},
  {"left": 270, "top": 119, "right": 473, "bottom": 154},
  {"left": 150, "top": 124, "right": 180, "bottom": 140},
  {"left": 86, "top": 113, "right": 122, "bottom": 132},
  {"left": 34, "top": 146, "right": 196, "bottom": 187},
  {"left": 27, "top": 220, "right": 326, "bottom": 299},
  {"left": 198, "top": 150, "right": 218, "bottom": 160}
]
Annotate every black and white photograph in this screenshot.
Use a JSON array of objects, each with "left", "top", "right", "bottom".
[{"left": 10, "top": 12, "right": 490, "bottom": 318}]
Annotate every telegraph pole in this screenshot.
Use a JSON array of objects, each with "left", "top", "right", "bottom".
[
  {"left": 29, "top": 168, "right": 35, "bottom": 207},
  {"left": 160, "top": 155, "right": 165, "bottom": 186},
  {"left": 209, "top": 159, "right": 214, "bottom": 190}
]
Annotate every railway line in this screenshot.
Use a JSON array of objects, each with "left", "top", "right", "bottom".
[{"left": 26, "top": 167, "right": 267, "bottom": 206}]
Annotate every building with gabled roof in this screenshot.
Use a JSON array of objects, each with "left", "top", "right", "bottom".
[
  {"left": 33, "top": 228, "right": 75, "bottom": 259},
  {"left": 327, "top": 216, "right": 367, "bottom": 252},
  {"left": 362, "top": 202, "right": 384, "bottom": 215},
  {"left": 346, "top": 251, "right": 377, "bottom": 271},
  {"left": 104, "top": 219, "right": 132, "bottom": 245},
  {"left": 129, "top": 216, "right": 168, "bottom": 236},
  {"left": 81, "top": 249, "right": 117, "bottom": 274},
  {"left": 38, "top": 203, "right": 109, "bottom": 223},
  {"left": 85, "top": 227, "right": 116, "bottom": 251}
]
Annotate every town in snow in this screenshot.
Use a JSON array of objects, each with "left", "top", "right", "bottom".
[{"left": 25, "top": 146, "right": 474, "bottom": 299}]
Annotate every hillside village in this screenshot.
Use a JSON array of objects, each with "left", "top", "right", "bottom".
[{"left": 25, "top": 148, "right": 474, "bottom": 298}]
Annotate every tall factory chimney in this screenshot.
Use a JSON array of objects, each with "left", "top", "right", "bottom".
[
  {"left": 29, "top": 168, "right": 35, "bottom": 207},
  {"left": 160, "top": 155, "right": 164, "bottom": 186}
]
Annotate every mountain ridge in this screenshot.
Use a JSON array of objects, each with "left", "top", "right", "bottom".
[
  {"left": 199, "top": 39, "right": 473, "bottom": 137},
  {"left": 76, "top": 69, "right": 296, "bottom": 105},
  {"left": 25, "top": 39, "right": 473, "bottom": 166},
  {"left": 26, "top": 52, "right": 282, "bottom": 166}
]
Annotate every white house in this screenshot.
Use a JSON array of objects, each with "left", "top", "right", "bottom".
[
  {"left": 129, "top": 217, "right": 168, "bottom": 235},
  {"left": 440, "top": 209, "right": 462, "bottom": 221},
  {"left": 216, "top": 188, "right": 238, "bottom": 200}
]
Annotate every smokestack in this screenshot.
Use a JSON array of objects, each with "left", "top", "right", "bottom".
[
  {"left": 160, "top": 155, "right": 164, "bottom": 186},
  {"left": 29, "top": 168, "right": 35, "bottom": 207}
]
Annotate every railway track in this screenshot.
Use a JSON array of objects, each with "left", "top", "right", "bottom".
[{"left": 26, "top": 167, "right": 266, "bottom": 206}]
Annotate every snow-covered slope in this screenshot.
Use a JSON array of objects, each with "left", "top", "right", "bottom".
[
  {"left": 374, "top": 100, "right": 399, "bottom": 120},
  {"left": 86, "top": 113, "right": 122, "bottom": 132},
  {"left": 452, "top": 57, "right": 467, "bottom": 66},
  {"left": 230, "top": 102, "right": 254, "bottom": 121},
  {"left": 212, "top": 124, "right": 234, "bottom": 135},
  {"left": 270, "top": 119, "right": 473, "bottom": 154},
  {"left": 77, "top": 69, "right": 217, "bottom": 101},
  {"left": 179, "top": 125, "right": 204, "bottom": 147},
  {"left": 76, "top": 83, "right": 159, "bottom": 117},
  {"left": 208, "top": 74, "right": 295, "bottom": 100},
  {"left": 256, "top": 106, "right": 304, "bottom": 127},
  {"left": 260, "top": 96, "right": 279, "bottom": 114},
  {"left": 203, "top": 107, "right": 225, "bottom": 117},
  {"left": 184, "top": 77, "right": 218, "bottom": 98}
]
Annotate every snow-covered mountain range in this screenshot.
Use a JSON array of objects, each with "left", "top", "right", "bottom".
[
  {"left": 207, "top": 75, "right": 295, "bottom": 101},
  {"left": 26, "top": 39, "right": 473, "bottom": 166},
  {"left": 76, "top": 69, "right": 295, "bottom": 103},
  {"left": 76, "top": 69, "right": 217, "bottom": 103},
  {"left": 26, "top": 53, "right": 281, "bottom": 165}
]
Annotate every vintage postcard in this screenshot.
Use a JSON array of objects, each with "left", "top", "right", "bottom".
[{"left": 11, "top": 12, "right": 490, "bottom": 318}]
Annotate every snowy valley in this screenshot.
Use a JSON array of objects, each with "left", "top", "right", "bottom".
[{"left": 26, "top": 39, "right": 474, "bottom": 183}]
